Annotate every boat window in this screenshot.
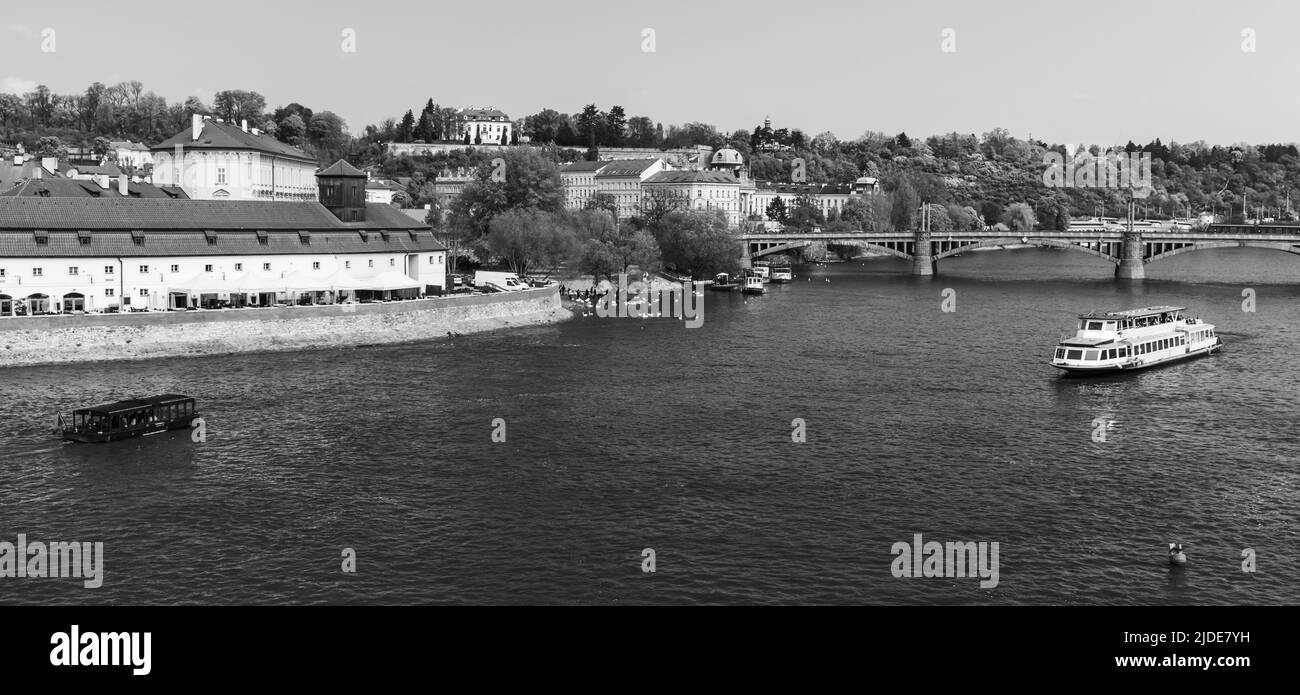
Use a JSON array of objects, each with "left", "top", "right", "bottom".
[
  {"left": 1054, "top": 348, "right": 1065, "bottom": 359},
  {"left": 1086, "top": 321, "right": 1104, "bottom": 330},
  {"left": 1066, "top": 350, "right": 1082, "bottom": 360},
  {"left": 1084, "top": 350, "right": 1099, "bottom": 361},
  {"left": 1105, "top": 322, "right": 1116, "bottom": 330}
]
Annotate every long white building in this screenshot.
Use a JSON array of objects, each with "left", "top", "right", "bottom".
[{"left": 0, "top": 161, "right": 445, "bottom": 315}]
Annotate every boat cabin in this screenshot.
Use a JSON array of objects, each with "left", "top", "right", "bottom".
[
  {"left": 1076, "top": 306, "right": 1185, "bottom": 334},
  {"left": 63, "top": 394, "right": 198, "bottom": 443}
]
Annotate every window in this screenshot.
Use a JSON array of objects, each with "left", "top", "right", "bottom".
[
  {"left": 79, "top": 236, "right": 92, "bottom": 246},
  {"left": 1084, "top": 350, "right": 1098, "bottom": 361},
  {"left": 105, "top": 266, "right": 115, "bottom": 274},
  {"left": 170, "top": 265, "right": 180, "bottom": 273},
  {"left": 35, "top": 235, "right": 48, "bottom": 246},
  {"left": 217, "top": 167, "right": 226, "bottom": 184},
  {"left": 429, "top": 256, "right": 436, "bottom": 264},
  {"left": 368, "top": 260, "right": 374, "bottom": 268},
  {"left": 0, "top": 268, "right": 5, "bottom": 277},
  {"left": 1086, "top": 321, "right": 1103, "bottom": 330},
  {"left": 390, "top": 259, "right": 396, "bottom": 267},
  {"left": 263, "top": 263, "right": 271, "bottom": 271},
  {"left": 68, "top": 267, "right": 79, "bottom": 276},
  {"left": 257, "top": 230, "right": 269, "bottom": 245},
  {"left": 139, "top": 265, "right": 149, "bottom": 274},
  {"left": 1066, "top": 350, "right": 1082, "bottom": 360},
  {"left": 234, "top": 263, "right": 243, "bottom": 271},
  {"left": 105, "top": 289, "right": 115, "bottom": 297},
  {"left": 139, "top": 288, "right": 149, "bottom": 296},
  {"left": 205, "top": 264, "right": 213, "bottom": 272},
  {"left": 1054, "top": 348, "right": 1065, "bottom": 359},
  {"left": 32, "top": 268, "right": 43, "bottom": 277},
  {"left": 312, "top": 262, "right": 320, "bottom": 270},
  {"left": 345, "top": 260, "right": 351, "bottom": 269}
]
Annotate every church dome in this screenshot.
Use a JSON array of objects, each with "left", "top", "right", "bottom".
[{"left": 711, "top": 148, "right": 744, "bottom": 167}]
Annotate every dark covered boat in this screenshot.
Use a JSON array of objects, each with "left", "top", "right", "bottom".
[{"left": 60, "top": 395, "right": 200, "bottom": 443}]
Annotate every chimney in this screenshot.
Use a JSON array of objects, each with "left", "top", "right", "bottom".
[
  {"left": 96, "top": 174, "right": 109, "bottom": 190},
  {"left": 32, "top": 165, "right": 41, "bottom": 180},
  {"left": 251, "top": 128, "right": 261, "bottom": 136},
  {"left": 241, "top": 119, "right": 248, "bottom": 133},
  {"left": 192, "top": 114, "right": 202, "bottom": 141},
  {"left": 42, "top": 157, "right": 58, "bottom": 174},
  {"left": 118, "top": 175, "right": 128, "bottom": 196},
  {"left": 11, "top": 156, "right": 20, "bottom": 166}
]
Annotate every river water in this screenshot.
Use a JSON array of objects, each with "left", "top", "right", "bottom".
[{"left": 1, "top": 247, "right": 1296, "bottom": 605}]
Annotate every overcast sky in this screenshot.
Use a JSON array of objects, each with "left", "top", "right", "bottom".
[{"left": 3, "top": 0, "right": 1296, "bottom": 146}]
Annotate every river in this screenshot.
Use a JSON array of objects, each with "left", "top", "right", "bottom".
[{"left": 1, "top": 247, "right": 1296, "bottom": 605}]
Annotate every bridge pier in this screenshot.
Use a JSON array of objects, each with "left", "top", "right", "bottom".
[
  {"left": 1115, "top": 230, "right": 1145, "bottom": 280},
  {"left": 739, "top": 243, "right": 752, "bottom": 270},
  {"left": 911, "top": 231, "right": 934, "bottom": 276}
]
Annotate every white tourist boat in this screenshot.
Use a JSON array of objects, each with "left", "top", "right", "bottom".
[
  {"left": 752, "top": 264, "right": 771, "bottom": 283},
  {"left": 1050, "top": 306, "right": 1221, "bottom": 375},
  {"left": 742, "top": 274, "right": 766, "bottom": 294},
  {"left": 770, "top": 266, "right": 793, "bottom": 283}
]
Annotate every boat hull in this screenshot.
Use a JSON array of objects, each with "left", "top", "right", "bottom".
[
  {"left": 741, "top": 287, "right": 766, "bottom": 295},
  {"left": 709, "top": 284, "right": 739, "bottom": 291},
  {"left": 63, "top": 415, "right": 199, "bottom": 443},
  {"left": 1052, "top": 341, "right": 1220, "bottom": 376}
]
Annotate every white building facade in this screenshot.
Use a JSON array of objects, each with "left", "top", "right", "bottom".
[{"left": 151, "top": 116, "right": 319, "bottom": 201}]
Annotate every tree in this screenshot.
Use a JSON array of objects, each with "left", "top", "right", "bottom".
[
  {"left": 446, "top": 148, "right": 565, "bottom": 249},
  {"left": 1000, "top": 202, "right": 1037, "bottom": 231},
  {"left": 485, "top": 209, "right": 578, "bottom": 278},
  {"left": 523, "top": 109, "right": 565, "bottom": 143},
  {"left": 605, "top": 105, "right": 627, "bottom": 147},
  {"left": 787, "top": 194, "right": 825, "bottom": 231},
  {"left": 307, "top": 111, "right": 349, "bottom": 163},
  {"left": 627, "top": 116, "right": 657, "bottom": 148},
  {"left": 35, "top": 136, "right": 67, "bottom": 158},
  {"left": 890, "top": 179, "right": 919, "bottom": 230},
  {"left": 574, "top": 209, "right": 661, "bottom": 278},
  {"left": 584, "top": 192, "right": 618, "bottom": 219},
  {"left": 278, "top": 114, "right": 307, "bottom": 145},
  {"left": 766, "top": 196, "right": 788, "bottom": 223},
  {"left": 641, "top": 188, "right": 688, "bottom": 228},
  {"left": 652, "top": 209, "right": 738, "bottom": 279},
  {"left": 397, "top": 110, "right": 415, "bottom": 142},
  {"left": 576, "top": 104, "right": 603, "bottom": 147},
  {"left": 212, "top": 90, "right": 266, "bottom": 124}
]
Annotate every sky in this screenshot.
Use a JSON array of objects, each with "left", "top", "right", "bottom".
[{"left": 3, "top": 0, "right": 1298, "bottom": 147}]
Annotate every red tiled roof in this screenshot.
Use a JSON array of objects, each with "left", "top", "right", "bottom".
[
  {"left": 152, "top": 119, "right": 315, "bottom": 163},
  {"left": 594, "top": 159, "right": 660, "bottom": 177},
  {"left": 318, "top": 159, "right": 366, "bottom": 177},
  {"left": 644, "top": 170, "right": 740, "bottom": 185},
  {"left": 0, "top": 198, "right": 427, "bottom": 231},
  {"left": 559, "top": 161, "right": 606, "bottom": 173}
]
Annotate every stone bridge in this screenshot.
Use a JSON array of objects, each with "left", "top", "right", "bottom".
[{"left": 739, "top": 225, "right": 1300, "bottom": 278}]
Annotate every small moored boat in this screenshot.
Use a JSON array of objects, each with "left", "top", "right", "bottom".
[
  {"left": 59, "top": 394, "right": 200, "bottom": 443},
  {"left": 710, "top": 272, "right": 740, "bottom": 291},
  {"left": 771, "top": 266, "right": 793, "bottom": 283},
  {"left": 742, "top": 273, "right": 766, "bottom": 295}
]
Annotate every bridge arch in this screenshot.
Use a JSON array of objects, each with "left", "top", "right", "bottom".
[
  {"left": 931, "top": 237, "right": 1120, "bottom": 264},
  {"left": 1145, "top": 240, "right": 1300, "bottom": 264}
]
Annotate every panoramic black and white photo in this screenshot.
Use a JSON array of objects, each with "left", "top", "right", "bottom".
[{"left": 0, "top": 0, "right": 1292, "bottom": 670}]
